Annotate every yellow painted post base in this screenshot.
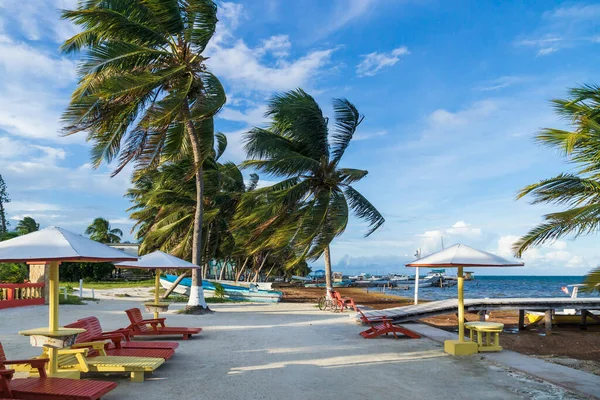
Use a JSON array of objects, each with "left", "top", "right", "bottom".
[
  {"left": 130, "top": 371, "right": 145, "bottom": 382},
  {"left": 444, "top": 340, "right": 479, "bottom": 356}
]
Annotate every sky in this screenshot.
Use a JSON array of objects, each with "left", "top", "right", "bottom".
[{"left": 0, "top": 0, "right": 599, "bottom": 276}]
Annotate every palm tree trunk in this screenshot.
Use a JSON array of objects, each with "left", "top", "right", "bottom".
[
  {"left": 182, "top": 104, "right": 208, "bottom": 312},
  {"left": 219, "top": 257, "right": 229, "bottom": 280},
  {"left": 253, "top": 251, "right": 270, "bottom": 283},
  {"left": 324, "top": 246, "right": 333, "bottom": 299},
  {"left": 162, "top": 271, "right": 189, "bottom": 299},
  {"left": 235, "top": 257, "right": 249, "bottom": 283}
]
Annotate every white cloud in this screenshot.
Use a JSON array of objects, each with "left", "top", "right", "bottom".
[
  {"left": 356, "top": 46, "right": 409, "bottom": 77},
  {"left": 543, "top": 4, "right": 600, "bottom": 20},
  {"left": 0, "top": 0, "right": 79, "bottom": 43},
  {"left": 417, "top": 221, "right": 485, "bottom": 254},
  {"left": 318, "top": 0, "right": 373, "bottom": 38},
  {"left": 257, "top": 35, "right": 292, "bottom": 58},
  {"left": 0, "top": 35, "right": 78, "bottom": 143},
  {"left": 218, "top": 105, "right": 269, "bottom": 126},
  {"left": 477, "top": 76, "right": 525, "bottom": 91},
  {"left": 537, "top": 47, "right": 558, "bottom": 56},
  {"left": 495, "top": 235, "right": 592, "bottom": 270},
  {"left": 207, "top": 40, "right": 334, "bottom": 92},
  {"left": 353, "top": 130, "right": 388, "bottom": 141}
]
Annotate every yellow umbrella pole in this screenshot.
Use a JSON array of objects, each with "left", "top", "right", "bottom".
[
  {"left": 154, "top": 269, "right": 161, "bottom": 319},
  {"left": 457, "top": 266, "right": 464, "bottom": 342},
  {"left": 48, "top": 261, "right": 60, "bottom": 375}
]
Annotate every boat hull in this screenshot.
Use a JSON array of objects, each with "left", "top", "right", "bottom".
[
  {"left": 526, "top": 311, "right": 600, "bottom": 325},
  {"left": 160, "top": 276, "right": 282, "bottom": 303}
]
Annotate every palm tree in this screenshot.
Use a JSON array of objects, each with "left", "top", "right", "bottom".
[
  {"left": 85, "top": 217, "right": 123, "bottom": 243},
  {"left": 513, "top": 84, "right": 600, "bottom": 291},
  {"left": 240, "top": 89, "right": 385, "bottom": 296},
  {"left": 61, "top": 0, "right": 226, "bottom": 312},
  {"left": 15, "top": 217, "right": 40, "bottom": 235}
]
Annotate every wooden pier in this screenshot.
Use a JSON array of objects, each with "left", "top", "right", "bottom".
[{"left": 361, "top": 297, "right": 600, "bottom": 333}]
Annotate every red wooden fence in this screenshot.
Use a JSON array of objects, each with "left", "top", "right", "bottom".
[{"left": 0, "top": 283, "right": 45, "bottom": 309}]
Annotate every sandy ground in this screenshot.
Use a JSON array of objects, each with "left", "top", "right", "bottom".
[
  {"left": 280, "top": 287, "right": 600, "bottom": 375},
  {"left": 0, "top": 296, "right": 587, "bottom": 400}
]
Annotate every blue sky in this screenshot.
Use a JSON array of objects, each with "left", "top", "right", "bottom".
[{"left": 0, "top": 0, "right": 599, "bottom": 275}]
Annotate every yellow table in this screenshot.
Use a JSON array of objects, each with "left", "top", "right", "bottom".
[
  {"left": 464, "top": 322, "right": 504, "bottom": 352},
  {"left": 18, "top": 327, "right": 87, "bottom": 379}
]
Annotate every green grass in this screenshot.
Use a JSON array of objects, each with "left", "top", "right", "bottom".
[
  {"left": 60, "top": 280, "right": 155, "bottom": 289},
  {"left": 59, "top": 295, "right": 99, "bottom": 305}
]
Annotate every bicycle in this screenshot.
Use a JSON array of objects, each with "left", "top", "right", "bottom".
[{"left": 317, "top": 295, "right": 339, "bottom": 312}]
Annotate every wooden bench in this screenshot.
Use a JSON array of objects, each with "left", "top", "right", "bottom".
[{"left": 464, "top": 321, "right": 503, "bottom": 352}]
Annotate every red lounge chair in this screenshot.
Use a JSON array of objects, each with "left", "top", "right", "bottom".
[
  {"left": 357, "top": 309, "right": 421, "bottom": 339},
  {"left": 65, "top": 319, "right": 175, "bottom": 360},
  {"left": 70, "top": 317, "right": 179, "bottom": 350},
  {"left": 0, "top": 344, "right": 116, "bottom": 400},
  {"left": 125, "top": 308, "right": 202, "bottom": 340},
  {"left": 332, "top": 291, "right": 357, "bottom": 312}
]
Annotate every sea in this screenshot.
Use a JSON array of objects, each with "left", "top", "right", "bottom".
[{"left": 374, "top": 276, "right": 598, "bottom": 301}]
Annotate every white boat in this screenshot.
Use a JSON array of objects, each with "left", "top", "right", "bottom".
[
  {"left": 526, "top": 284, "right": 600, "bottom": 325},
  {"left": 160, "top": 275, "right": 283, "bottom": 303}
]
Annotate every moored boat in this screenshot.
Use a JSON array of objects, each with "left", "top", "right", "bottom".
[
  {"left": 160, "top": 274, "right": 283, "bottom": 303},
  {"left": 525, "top": 284, "right": 600, "bottom": 325}
]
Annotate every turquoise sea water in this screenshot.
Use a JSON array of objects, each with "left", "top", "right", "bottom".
[{"left": 380, "top": 276, "right": 598, "bottom": 301}]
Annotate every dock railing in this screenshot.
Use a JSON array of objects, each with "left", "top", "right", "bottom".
[{"left": 0, "top": 283, "right": 45, "bottom": 309}]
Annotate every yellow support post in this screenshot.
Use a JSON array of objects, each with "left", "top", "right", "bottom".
[
  {"left": 444, "top": 265, "right": 478, "bottom": 355},
  {"left": 457, "top": 266, "right": 464, "bottom": 342},
  {"left": 48, "top": 261, "right": 60, "bottom": 375},
  {"left": 154, "top": 269, "right": 161, "bottom": 319}
]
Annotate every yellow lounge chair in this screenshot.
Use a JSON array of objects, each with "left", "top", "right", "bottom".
[{"left": 28, "top": 341, "right": 164, "bottom": 382}]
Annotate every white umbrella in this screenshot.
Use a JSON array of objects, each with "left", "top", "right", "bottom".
[
  {"left": 0, "top": 226, "right": 137, "bottom": 376},
  {"left": 406, "top": 243, "right": 524, "bottom": 355},
  {"left": 115, "top": 251, "right": 200, "bottom": 318}
]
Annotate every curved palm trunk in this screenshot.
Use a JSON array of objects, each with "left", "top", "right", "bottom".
[
  {"left": 183, "top": 104, "right": 208, "bottom": 311},
  {"left": 324, "top": 246, "right": 333, "bottom": 299},
  {"left": 162, "top": 271, "right": 189, "bottom": 299}
]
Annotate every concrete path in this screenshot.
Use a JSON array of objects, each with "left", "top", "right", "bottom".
[
  {"left": 403, "top": 323, "right": 600, "bottom": 399},
  {"left": 0, "top": 301, "right": 586, "bottom": 399}
]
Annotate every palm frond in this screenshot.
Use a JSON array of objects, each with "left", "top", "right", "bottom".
[
  {"left": 330, "top": 98, "right": 363, "bottom": 163},
  {"left": 344, "top": 186, "right": 385, "bottom": 236}
]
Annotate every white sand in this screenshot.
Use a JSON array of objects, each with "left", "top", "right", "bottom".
[{"left": 0, "top": 298, "right": 583, "bottom": 400}]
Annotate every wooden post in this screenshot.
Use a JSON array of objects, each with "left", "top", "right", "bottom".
[
  {"left": 580, "top": 309, "right": 588, "bottom": 331},
  {"left": 48, "top": 261, "right": 60, "bottom": 375},
  {"left": 544, "top": 309, "right": 552, "bottom": 336},
  {"left": 518, "top": 309, "right": 525, "bottom": 330},
  {"left": 479, "top": 310, "right": 487, "bottom": 322},
  {"left": 154, "top": 269, "right": 161, "bottom": 319}
]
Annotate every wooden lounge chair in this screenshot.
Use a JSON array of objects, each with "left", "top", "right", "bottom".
[
  {"left": 125, "top": 308, "right": 202, "bottom": 340},
  {"left": 74, "top": 316, "right": 179, "bottom": 350},
  {"left": 0, "top": 343, "right": 117, "bottom": 399},
  {"left": 65, "top": 319, "right": 175, "bottom": 360},
  {"left": 17, "top": 343, "right": 164, "bottom": 382},
  {"left": 357, "top": 308, "right": 421, "bottom": 339},
  {"left": 332, "top": 291, "right": 357, "bottom": 312}
]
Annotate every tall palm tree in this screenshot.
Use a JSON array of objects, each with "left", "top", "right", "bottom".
[
  {"left": 513, "top": 84, "right": 600, "bottom": 291},
  {"left": 240, "top": 89, "right": 385, "bottom": 296},
  {"left": 86, "top": 217, "right": 123, "bottom": 243},
  {"left": 15, "top": 217, "right": 40, "bottom": 235},
  {"left": 61, "top": 0, "right": 226, "bottom": 311}
]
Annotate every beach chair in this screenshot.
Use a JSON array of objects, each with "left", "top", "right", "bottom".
[
  {"left": 357, "top": 309, "right": 421, "bottom": 339},
  {"left": 65, "top": 319, "right": 175, "bottom": 360},
  {"left": 74, "top": 316, "right": 179, "bottom": 350},
  {"left": 125, "top": 308, "right": 202, "bottom": 340},
  {"left": 332, "top": 291, "right": 357, "bottom": 312},
  {"left": 0, "top": 343, "right": 117, "bottom": 399}
]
